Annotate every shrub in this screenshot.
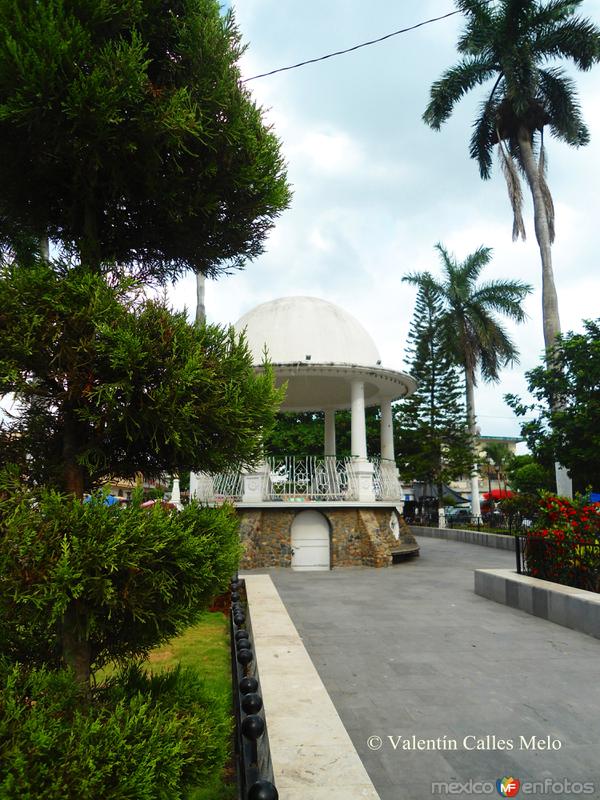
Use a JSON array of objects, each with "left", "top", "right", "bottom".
[
  {"left": 0, "top": 661, "right": 230, "bottom": 800},
  {"left": 0, "top": 478, "right": 242, "bottom": 686},
  {"left": 525, "top": 493, "right": 600, "bottom": 591}
]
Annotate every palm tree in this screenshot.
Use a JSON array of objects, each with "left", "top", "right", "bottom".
[
  {"left": 484, "top": 440, "right": 512, "bottom": 492},
  {"left": 404, "top": 244, "right": 532, "bottom": 517},
  {"left": 423, "top": 0, "right": 600, "bottom": 354}
]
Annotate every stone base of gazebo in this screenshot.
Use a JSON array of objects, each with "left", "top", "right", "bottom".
[{"left": 238, "top": 505, "right": 419, "bottom": 570}]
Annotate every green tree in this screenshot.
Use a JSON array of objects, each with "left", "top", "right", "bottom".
[
  {"left": 395, "top": 280, "right": 473, "bottom": 506},
  {"left": 483, "top": 440, "right": 512, "bottom": 491},
  {"left": 0, "top": 0, "right": 290, "bottom": 279},
  {"left": 506, "top": 319, "right": 600, "bottom": 492},
  {"left": 0, "top": 1, "right": 290, "bottom": 701},
  {"left": 423, "top": 0, "right": 600, "bottom": 355},
  {"left": 0, "top": 476, "right": 241, "bottom": 687},
  {"left": 0, "top": 260, "right": 282, "bottom": 497},
  {"left": 264, "top": 409, "right": 381, "bottom": 458},
  {"left": 506, "top": 454, "right": 554, "bottom": 493},
  {"left": 404, "top": 244, "right": 531, "bottom": 515}
]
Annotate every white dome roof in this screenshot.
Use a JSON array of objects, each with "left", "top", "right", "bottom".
[{"left": 235, "top": 296, "right": 380, "bottom": 366}]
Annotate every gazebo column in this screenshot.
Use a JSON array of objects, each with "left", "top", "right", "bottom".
[
  {"left": 380, "top": 398, "right": 395, "bottom": 461},
  {"left": 350, "top": 381, "right": 368, "bottom": 459},
  {"left": 379, "top": 398, "right": 402, "bottom": 501},
  {"left": 324, "top": 409, "right": 336, "bottom": 457},
  {"left": 350, "top": 380, "right": 375, "bottom": 501}
]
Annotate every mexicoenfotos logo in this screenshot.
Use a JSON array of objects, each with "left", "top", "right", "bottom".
[{"left": 497, "top": 777, "right": 520, "bottom": 797}]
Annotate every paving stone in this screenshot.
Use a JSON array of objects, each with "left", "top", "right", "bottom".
[{"left": 249, "top": 537, "right": 600, "bottom": 798}]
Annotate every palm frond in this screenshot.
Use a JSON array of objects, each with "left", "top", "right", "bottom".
[
  {"left": 497, "top": 135, "right": 527, "bottom": 241},
  {"left": 530, "top": 0, "right": 585, "bottom": 28},
  {"left": 460, "top": 245, "right": 494, "bottom": 284},
  {"left": 457, "top": 0, "right": 497, "bottom": 55},
  {"left": 423, "top": 57, "right": 496, "bottom": 129},
  {"left": 534, "top": 16, "right": 600, "bottom": 70},
  {"left": 538, "top": 136, "right": 555, "bottom": 243},
  {"left": 538, "top": 67, "right": 589, "bottom": 146},
  {"left": 470, "top": 279, "right": 532, "bottom": 323},
  {"left": 469, "top": 76, "right": 504, "bottom": 178}
]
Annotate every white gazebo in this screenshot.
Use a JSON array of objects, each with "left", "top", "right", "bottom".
[{"left": 191, "top": 296, "right": 419, "bottom": 569}]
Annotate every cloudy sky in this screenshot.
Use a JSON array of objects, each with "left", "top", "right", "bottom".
[{"left": 170, "top": 0, "right": 600, "bottom": 441}]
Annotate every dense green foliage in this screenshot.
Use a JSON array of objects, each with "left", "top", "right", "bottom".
[
  {"left": 506, "top": 320, "right": 600, "bottom": 492},
  {"left": 0, "top": 260, "right": 282, "bottom": 494},
  {"left": 395, "top": 279, "right": 472, "bottom": 492},
  {"left": 0, "top": 662, "right": 230, "bottom": 800},
  {"left": 264, "top": 408, "right": 381, "bottom": 457},
  {"left": 424, "top": 0, "right": 600, "bottom": 182},
  {"left": 506, "top": 454, "right": 554, "bottom": 494},
  {"left": 0, "top": 0, "right": 290, "bottom": 278},
  {"left": 0, "top": 476, "right": 241, "bottom": 676}
]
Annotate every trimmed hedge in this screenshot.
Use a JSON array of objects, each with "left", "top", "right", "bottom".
[{"left": 0, "top": 662, "right": 230, "bottom": 800}]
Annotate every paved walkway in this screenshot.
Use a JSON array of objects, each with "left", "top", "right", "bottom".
[{"left": 264, "top": 537, "right": 600, "bottom": 800}]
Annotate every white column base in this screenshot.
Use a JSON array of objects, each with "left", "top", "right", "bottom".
[
  {"left": 242, "top": 463, "right": 268, "bottom": 503},
  {"left": 438, "top": 507, "right": 446, "bottom": 529},
  {"left": 350, "top": 458, "right": 376, "bottom": 502}
]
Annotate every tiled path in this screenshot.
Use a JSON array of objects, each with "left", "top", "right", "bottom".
[{"left": 264, "top": 537, "right": 600, "bottom": 800}]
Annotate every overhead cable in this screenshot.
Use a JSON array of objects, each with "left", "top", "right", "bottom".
[{"left": 243, "top": 9, "right": 462, "bottom": 82}]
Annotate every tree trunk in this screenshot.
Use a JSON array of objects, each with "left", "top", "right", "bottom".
[
  {"left": 195, "top": 272, "right": 206, "bottom": 325},
  {"left": 518, "top": 128, "right": 572, "bottom": 498},
  {"left": 62, "top": 600, "right": 91, "bottom": 693},
  {"left": 62, "top": 413, "right": 85, "bottom": 498},
  {"left": 465, "top": 368, "right": 481, "bottom": 518},
  {"left": 517, "top": 128, "right": 561, "bottom": 351}
]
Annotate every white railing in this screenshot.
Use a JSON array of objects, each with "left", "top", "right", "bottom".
[
  {"left": 372, "top": 457, "right": 402, "bottom": 501},
  {"left": 200, "top": 455, "right": 402, "bottom": 503},
  {"left": 264, "top": 455, "right": 358, "bottom": 501},
  {"left": 212, "top": 470, "right": 244, "bottom": 502}
]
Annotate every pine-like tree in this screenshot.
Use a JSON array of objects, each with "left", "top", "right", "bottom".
[{"left": 395, "top": 281, "right": 473, "bottom": 506}]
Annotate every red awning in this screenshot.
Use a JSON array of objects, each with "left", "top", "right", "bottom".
[{"left": 483, "top": 489, "right": 513, "bottom": 500}]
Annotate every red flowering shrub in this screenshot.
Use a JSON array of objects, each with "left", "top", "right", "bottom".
[{"left": 524, "top": 494, "right": 600, "bottom": 592}]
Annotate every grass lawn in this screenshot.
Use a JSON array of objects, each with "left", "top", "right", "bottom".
[{"left": 103, "top": 611, "right": 236, "bottom": 800}]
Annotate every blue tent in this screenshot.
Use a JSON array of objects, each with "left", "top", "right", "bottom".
[{"left": 83, "top": 493, "right": 120, "bottom": 506}]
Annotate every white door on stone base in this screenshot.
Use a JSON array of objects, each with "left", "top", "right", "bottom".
[{"left": 291, "top": 510, "right": 330, "bottom": 571}]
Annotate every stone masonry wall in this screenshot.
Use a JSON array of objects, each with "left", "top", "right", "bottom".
[{"left": 238, "top": 507, "right": 419, "bottom": 569}]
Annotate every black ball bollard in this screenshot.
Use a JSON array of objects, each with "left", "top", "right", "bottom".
[
  {"left": 241, "top": 714, "right": 265, "bottom": 741},
  {"left": 241, "top": 692, "right": 263, "bottom": 715},
  {"left": 230, "top": 591, "right": 240, "bottom": 602},
  {"left": 237, "top": 648, "right": 253, "bottom": 666},
  {"left": 235, "top": 629, "right": 249, "bottom": 641},
  {"left": 236, "top": 637, "right": 251, "bottom": 652},
  {"left": 239, "top": 676, "right": 259, "bottom": 695},
  {"left": 248, "top": 780, "right": 278, "bottom": 800}
]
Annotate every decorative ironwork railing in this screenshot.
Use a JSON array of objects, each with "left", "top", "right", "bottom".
[
  {"left": 264, "top": 455, "right": 358, "bottom": 501},
  {"left": 371, "top": 457, "right": 401, "bottom": 501},
  {"left": 204, "top": 455, "right": 403, "bottom": 503},
  {"left": 212, "top": 470, "right": 244, "bottom": 502}
]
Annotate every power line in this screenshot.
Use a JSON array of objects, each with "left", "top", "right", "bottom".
[{"left": 243, "top": 9, "right": 462, "bottom": 82}]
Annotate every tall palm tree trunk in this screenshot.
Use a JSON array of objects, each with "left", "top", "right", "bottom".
[
  {"left": 517, "top": 128, "right": 572, "bottom": 498},
  {"left": 195, "top": 272, "right": 206, "bottom": 325},
  {"left": 465, "top": 367, "right": 481, "bottom": 518}
]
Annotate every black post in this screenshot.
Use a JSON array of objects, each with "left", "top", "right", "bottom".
[{"left": 515, "top": 534, "right": 521, "bottom": 574}]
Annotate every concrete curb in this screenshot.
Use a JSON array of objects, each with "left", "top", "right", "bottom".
[
  {"left": 243, "top": 574, "right": 380, "bottom": 799},
  {"left": 474, "top": 568, "right": 600, "bottom": 639},
  {"left": 411, "top": 525, "right": 516, "bottom": 550}
]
